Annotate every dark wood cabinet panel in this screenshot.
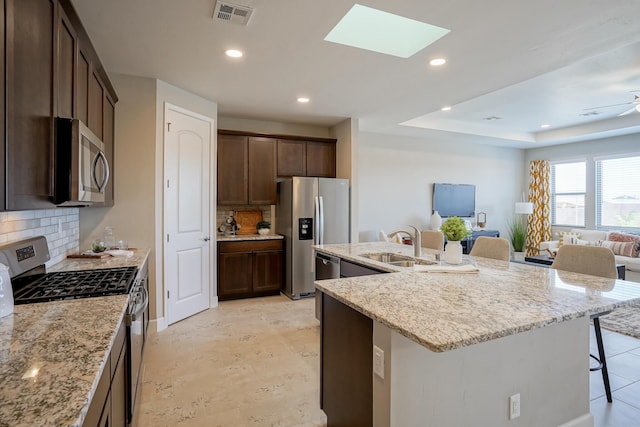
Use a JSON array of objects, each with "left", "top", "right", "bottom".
[
  {"left": 56, "top": 6, "right": 76, "bottom": 119},
  {"left": 321, "top": 293, "right": 373, "bottom": 426},
  {"left": 218, "top": 240, "right": 283, "bottom": 300},
  {"left": 77, "top": 49, "right": 89, "bottom": 125},
  {"left": 253, "top": 251, "right": 283, "bottom": 292},
  {"left": 217, "top": 135, "right": 248, "bottom": 205},
  {"left": 89, "top": 71, "right": 104, "bottom": 140},
  {"left": 111, "top": 343, "right": 127, "bottom": 427},
  {"left": 248, "top": 137, "right": 277, "bottom": 205},
  {"left": 307, "top": 141, "right": 336, "bottom": 178},
  {"left": 5, "top": 0, "right": 56, "bottom": 210},
  {"left": 218, "top": 252, "right": 254, "bottom": 298},
  {"left": 277, "top": 139, "right": 306, "bottom": 177}
]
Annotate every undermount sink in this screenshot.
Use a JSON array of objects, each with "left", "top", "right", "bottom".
[{"left": 359, "top": 252, "right": 436, "bottom": 268}]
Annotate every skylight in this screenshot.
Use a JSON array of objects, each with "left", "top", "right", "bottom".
[{"left": 324, "top": 4, "right": 450, "bottom": 58}]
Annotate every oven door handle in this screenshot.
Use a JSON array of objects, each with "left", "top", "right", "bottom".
[{"left": 127, "top": 282, "right": 149, "bottom": 324}]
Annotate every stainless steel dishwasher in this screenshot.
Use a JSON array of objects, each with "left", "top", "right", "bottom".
[{"left": 315, "top": 252, "right": 340, "bottom": 320}]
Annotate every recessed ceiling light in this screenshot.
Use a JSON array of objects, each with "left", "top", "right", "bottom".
[
  {"left": 441, "top": 106, "right": 452, "bottom": 111},
  {"left": 324, "top": 4, "right": 450, "bottom": 58},
  {"left": 225, "top": 49, "right": 243, "bottom": 58},
  {"left": 430, "top": 58, "right": 446, "bottom": 66},
  {"left": 540, "top": 124, "right": 550, "bottom": 128},
  {"left": 297, "top": 97, "right": 310, "bottom": 103}
]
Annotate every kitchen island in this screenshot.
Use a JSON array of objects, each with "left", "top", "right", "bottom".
[
  {"left": 0, "top": 249, "right": 150, "bottom": 427},
  {"left": 315, "top": 242, "right": 640, "bottom": 427}
]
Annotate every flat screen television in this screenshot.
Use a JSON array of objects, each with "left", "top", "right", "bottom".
[{"left": 433, "top": 183, "right": 476, "bottom": 218}]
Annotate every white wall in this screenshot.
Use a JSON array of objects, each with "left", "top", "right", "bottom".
[
  {"left": 525, "top": 133, "right": 640, "bottom": 230},
  {"left": 80, "top": 74, "right": 218, "bottom": 324},
  {"left": 79, "top": 74, "right": 158, "bottom": 315},
  {"left": 218, "top": 116, "right": 331, "bottom": 138},
  {"left": 331, "top": 118, "right": 359, "bottom": 242},
  {"left": 358, "top": 132, "right": 526, "bottom": 241}
]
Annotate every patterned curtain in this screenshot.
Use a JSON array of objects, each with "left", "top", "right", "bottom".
[{"left": 526, "top": 160, "right": 551, "bottom": 256}]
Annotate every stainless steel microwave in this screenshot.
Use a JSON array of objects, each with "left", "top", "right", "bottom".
[{"left": 54, "top": 118, "right": 110, "bottom": 206}]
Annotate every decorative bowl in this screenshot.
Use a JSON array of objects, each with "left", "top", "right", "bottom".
[{"left": 91, "top": 240, "right": 107, "bottom": 253}]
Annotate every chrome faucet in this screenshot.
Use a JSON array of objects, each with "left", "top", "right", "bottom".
[{"left": 388, "top": 225, "right": 422, "bottom": 257}]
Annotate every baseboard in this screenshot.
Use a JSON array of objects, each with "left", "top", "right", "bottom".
[
  {"left": 151, "top": 317, "right": 167, "bottom": 332},
  {"left": 558, "top": 413, "right": 594, "bottom": 427},
  {"left": 211, "top": 295, "right": 219, "bottom": 308}
]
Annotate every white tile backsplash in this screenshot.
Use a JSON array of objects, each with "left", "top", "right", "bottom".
[{"left": 0, "top": 208, "right": 79, "bottom": 267}]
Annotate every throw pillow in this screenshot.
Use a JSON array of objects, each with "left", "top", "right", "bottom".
[
  {"left": 575, "top": 238, "right": 598, "bottom": 246},
  {"left": 600, "top": 240, "right": 636, "bottom": 257},
  {"left": 608, "top": 231, "right": 640, "bottom": 257},
  {"left": 558, "top": 231, "right": 581, "bottom": 247}
]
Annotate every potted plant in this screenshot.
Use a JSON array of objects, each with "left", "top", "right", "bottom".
[
  {"left": 508, "top": 217, "right": 527, "bottom": 260},
  {"left": 256, "top": 220, "right": 271, "bottom": 235},
  {"left": 440, "top": 216, "right": 471, "bottom": 264}
]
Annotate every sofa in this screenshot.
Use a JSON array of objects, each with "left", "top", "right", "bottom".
[{"left": 539, "top": 229, "right": 640, "bottom": 283}]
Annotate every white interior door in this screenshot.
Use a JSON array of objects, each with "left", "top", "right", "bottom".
[{"left": 164, "top": 104, "right": 213, "bottom": 325}]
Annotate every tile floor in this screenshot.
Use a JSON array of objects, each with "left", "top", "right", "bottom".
[{"left": 134, "top": 295, "right": 640, "bottom": 426}]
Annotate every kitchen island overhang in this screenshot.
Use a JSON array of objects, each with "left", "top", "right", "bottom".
[{"left": 315, "top": 242, "right": 640, "bottom": 427}]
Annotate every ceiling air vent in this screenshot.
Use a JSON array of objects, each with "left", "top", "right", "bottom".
[{"left": 213, "top": 1, "right": 254, "bottom": 26}]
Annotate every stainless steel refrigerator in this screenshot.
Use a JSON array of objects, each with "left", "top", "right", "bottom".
[{"left": 276, "top": 177, "right": 350, "bottom": 299}]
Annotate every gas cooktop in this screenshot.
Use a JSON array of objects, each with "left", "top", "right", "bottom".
[
  {"left": 12, "top": 266, "right": 138, "bottom": 305},
  {"left": 0, "top": 236, "right": 138, "bottom": 305}
]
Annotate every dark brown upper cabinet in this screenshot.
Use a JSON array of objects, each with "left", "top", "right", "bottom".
[
  {"left": 277, "top": 139, "right": 306, "bottom": 177},
  {"left": 5, "top": 0, "right": 56, "bottom": 210},
  {"left": 248, "top": 137, "right": 277, "bottom": 205},
  {"left": 217, "top": 134, "right": 277, "bottom": 205},
  {"left": 2, "top": 0, "right": 118, "bottom": 210},
  {"left": 218, "top": 135, "right": 249, "bottom": 205},
  {"left": 306, "top": 141, "right": 336, "bottom": 178}
]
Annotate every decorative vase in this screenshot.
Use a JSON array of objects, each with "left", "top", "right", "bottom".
[
  {"left": 258, "top": 228, "right": 270, "bottom": 236},
  {"left": 513, "top": 251, "right": 525, "bottom": 261},
  {"left": 445, "top": 240, "right": 463, "bottom": 264},
  {"left": 430, "top": 210, "right": 442, "bottom": 230}
]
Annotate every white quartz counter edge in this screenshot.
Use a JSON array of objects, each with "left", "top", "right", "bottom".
[
  {"left": 0, "top": 249, "right": 150, "bottom": 426},
  {"left": 314, "top": 242, "right": 640, "bottom": 353}
]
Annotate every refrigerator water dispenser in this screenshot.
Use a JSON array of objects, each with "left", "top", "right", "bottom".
[{"left": 299, "top": 218, "right": 313, "bottom": 240}]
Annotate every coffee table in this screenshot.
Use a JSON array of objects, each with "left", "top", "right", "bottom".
[{"left": 523, "top": 255, "right": 626, "bottom": 280}]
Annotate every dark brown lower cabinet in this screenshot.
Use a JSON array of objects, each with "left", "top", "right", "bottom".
[
  {"left": 83, "top": 321, "right": 126, "bottom": 427},
  {"left": 321, "top": 292, "right": 373, "bottom": 427},
  {"left": 218, "top": 239, "right": 283, "bottom": 300}
]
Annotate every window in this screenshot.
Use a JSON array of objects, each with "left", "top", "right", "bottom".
[
  {"left": 596, "top": 155, "right": 640, "bottom": 230},
  {"left": 550, "top": 161, "right": 586, "bottom": 226}
]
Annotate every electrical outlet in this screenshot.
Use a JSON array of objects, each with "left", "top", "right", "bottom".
[
  {"left": 373, "top": 345, "right": 384, "bottom": 379},
  {"left": 509, "top": 393, "right": 521, "bottom": 420}
]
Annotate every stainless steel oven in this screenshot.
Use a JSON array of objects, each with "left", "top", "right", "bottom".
[
  {"left": 126, "top": 259, "right": 148, "bottom": 424},
  {"left": 54, "top": 118, "right": 110, "bottom": 206}
]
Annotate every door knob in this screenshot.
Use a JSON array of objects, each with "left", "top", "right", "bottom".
[{"left": 202, "top": 237, "right": 210, "bottom": 242}]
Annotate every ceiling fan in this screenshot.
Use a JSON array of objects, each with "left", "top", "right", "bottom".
[{"left": 584, "top": 94, "right": 640, "bottom": 116}]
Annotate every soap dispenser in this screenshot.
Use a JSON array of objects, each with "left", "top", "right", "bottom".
[{"left": 0, "top": 262, "right": 14, "bottom": 318}]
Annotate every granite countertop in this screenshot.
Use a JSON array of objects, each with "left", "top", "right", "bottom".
[
  {"left": 0, "top": 249, "right": 150, "bottom": 427},
  {"left": 217, "top": 233, "right": 284, "bottom": 242},
  {"left": 314, "top": 242, "right": 640, "bottom": 353}
]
